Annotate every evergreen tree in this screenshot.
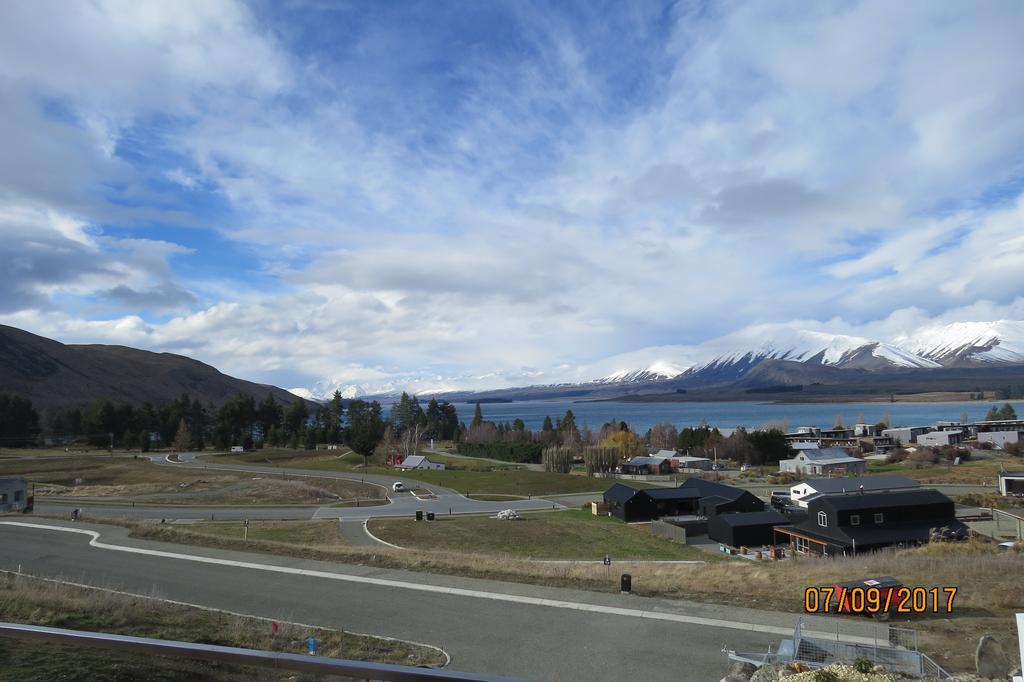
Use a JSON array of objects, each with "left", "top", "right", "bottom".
[{"left": 472, "top": 402, "right": 484, "bottom": 428}]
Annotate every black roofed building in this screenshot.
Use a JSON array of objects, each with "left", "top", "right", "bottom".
[
  {"left": 620, "top": 456, "right": 672, "bottom": 475},
  {"left": 679, "top": 478, "right": 765, "bottom": 517},
  {"left": 708, "top": 510, "right": 791, "bottom": 548},
  {"left": 789, "top": 475, "right": 919, "bottom": 508},
  {"left": 603, "top": 484, "right": 700, "bottom": 523},
  {"left": 774, "top": 489, "right": 967, "bottom": 556}
]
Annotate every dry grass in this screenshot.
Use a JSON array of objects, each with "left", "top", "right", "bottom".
[
  {"left": 0, "top": 570, "right": 445, "bottom": 680},
  {"left": 0, "top": 456, "right": 381, "bottom": 505},
  {"left": 125, "top": 521, "right": 1023, "bottom": 673}
]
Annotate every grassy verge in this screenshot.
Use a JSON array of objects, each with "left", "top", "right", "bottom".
[
  {"left": 189, "top": 519, "right": 348, "bottom": 546},
  {"left": 123, "top": 519, "right": 1023, "bottom": 673},
  {"left": 0, "top": 571, "right": 444, "bottom": 680},
  {"left": 368, "top": 509, "right": 709, "bottom": 560}
]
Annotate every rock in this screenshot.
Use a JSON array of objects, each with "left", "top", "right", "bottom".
[
  {"left": 749, "top": 664, "right": 783, "bottom": 682},
  {"left": 725, "top": 661, "right": 757, "bottom": 680},
  {"left": 975, "top": 635, "right": 1010, "bottom": 679}
]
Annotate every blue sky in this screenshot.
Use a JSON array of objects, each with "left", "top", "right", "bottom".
[{"left": 2, "top": 0, "right": 1024, "bottom": 396}]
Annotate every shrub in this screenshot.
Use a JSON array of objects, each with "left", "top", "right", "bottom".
[
  {"left": 812, "top": 669, "right": 839, "bottom": 682},
  {"left": 852, "top": 657, "right": 874, "bottom": 674}
]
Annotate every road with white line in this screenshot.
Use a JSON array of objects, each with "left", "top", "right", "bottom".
[{"left": 0, "top": 520, "right": 787, "bottom": 681}]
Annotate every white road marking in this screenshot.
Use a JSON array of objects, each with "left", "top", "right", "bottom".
[
  {"left": 1, "top": 520, "right": 797, "bottom": 638},
  {"left": 359, "top": 519, "right": 406, "bottom": 550},
  {"left": 0, "top": 567, "right": 451, "bottom": 668}
]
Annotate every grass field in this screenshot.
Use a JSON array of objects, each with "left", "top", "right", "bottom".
[
  {"left": 368, "top": 509, "right": 708, "bottom": 560},
  {"left": 866, "top": 455, "right": 1018, "bottom": 484},
  {"left": 0, "top": 455, "right": 380, "bottom": 505},
  {"left": 0, "top": 571, "right": 443, "bottom": 680}
]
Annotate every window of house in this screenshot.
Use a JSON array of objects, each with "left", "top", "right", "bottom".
[
  {"left": 0, "top": 493, "right": 6, "bottom": 504},
  {"left": 818, "top": 511, "right": 828, "bottom": 527},
  {"left": 849, "top": 514, "right": 860, "bottom": 526},
  {"left": 874, "top": 512, "right": 884, "bottom": 524}
]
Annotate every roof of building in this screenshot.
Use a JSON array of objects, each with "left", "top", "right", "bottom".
[
  {"left": 0, "top": 477, "right": 26, "bottom": 485},
  {"left": 999, "top": 470, "right": 1024, "bottom": 477},
  {"left": 678, "top": 478, "right": 751, "bottom": 501},
  {"left": 712, "top": 510, "right": 789, "bottom": 527},
  {"left": 398, "top": 455, "right": 427, "bottom": 468},
  {"left": 604, "top": 483, "right": 644, "bottom": 505},
  {"left": 646, "top": 487, "right": 701, "bottom": 501},
  {"left": 800, "top": 475, "right": 918, "bottom": 494},
  {"left": 669, "top": 455, "right": 711, "bottom": 462},
  {"left": 650, "top": 449, "right": 678, "bottom": 458},
  {"left": 813, "top": 488, "right": 952, "bottom": 512},
  {"left": 626, "top": 456, "right": 668, "bottom": 466},
  {"left": 792, "top": 447, "right": 861, "bottom": 463}
]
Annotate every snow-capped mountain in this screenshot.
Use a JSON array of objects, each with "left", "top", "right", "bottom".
[
  {"left": 596, "top": 362, "right": 689, "bottom": 384},
  {"left": 894, "top": 320, "right": 1024, "bottom": 366},
  {"left": 585, "top": 322, "right": 1024, "bottom": 387}
]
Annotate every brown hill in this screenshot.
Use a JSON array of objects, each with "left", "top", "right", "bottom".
[{"left": 0, "top": 324, "right": 298, "bottom": 411}]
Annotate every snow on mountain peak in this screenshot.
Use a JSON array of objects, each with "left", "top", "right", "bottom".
[{"left": 894, "top": 320, "right": 1024, "bottom": 365}]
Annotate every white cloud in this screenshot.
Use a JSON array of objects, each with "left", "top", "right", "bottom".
[{"left": 1, "top": 2, "right": 1024, "bottom": 395}]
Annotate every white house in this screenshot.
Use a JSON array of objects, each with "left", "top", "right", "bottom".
[
  {"left": 779, "top": 447, "right": 866, "bottom": 476},
  {"left": 230, "top": 445, "right": 245, "bottom": 453},
  {"left": 978, "top": 430, "right": 1024, "bottom": 449},
  {"left": 789, "top": 475, "right": 918, "bottom": 508},
  {"left": 396, "top": 455, "right": 446, "bottom": 471},
  {"left": 917, "top": 430, "right": 963, "bottom": 447}
]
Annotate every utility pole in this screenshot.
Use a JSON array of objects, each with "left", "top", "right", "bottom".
[{"left": 108, "top": 432, "right": 114, "bottom": 456}]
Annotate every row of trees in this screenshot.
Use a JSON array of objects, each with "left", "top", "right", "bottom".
[{"left": 0, "top": 394, "right": 41, "bottom": 446}]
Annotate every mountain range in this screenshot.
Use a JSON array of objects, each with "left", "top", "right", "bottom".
[
  {"left": 0, "top": 324, "right": 299, "bottom": 412},
  {"left": 359, "top": 320, "right": 1024, "bottom": 402}
]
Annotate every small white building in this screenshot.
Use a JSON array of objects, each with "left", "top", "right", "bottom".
[
  {"left": 0, "top": 477, "right": 28, "bottom": 512},
  {"left": 978, "top": 430, "right": 1023, "bottom": 449},
  {"left": 998, "top": 470, "right": 1024, "bottom": 496},
  {"left": 396, "top": 455, "right": 445, "bottom": 471},
  {"left": 230, "top": 445, "right": 245, "bottom": 453},
  {"left": 789, "top": 475, "right": 919, "bottom": 508},
  {"left": 917, "top": 430, "right": 963, "bottom": 447},
  {"left": 881, "top": 426, "right": 932, "bottom": 445},
  {"left": 779, "top": 447, "right": 867, "bottom": 476}
]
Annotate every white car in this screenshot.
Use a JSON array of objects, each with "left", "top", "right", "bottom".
[{"left": 392, "top": 482, "right": 405, "bottom": 492}]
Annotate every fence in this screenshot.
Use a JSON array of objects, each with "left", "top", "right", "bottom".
[
  {"left": 728, "top": 617, "right": 950, "bottom": 679},
  {"left": 992, "top": 508, "right": 1024, "bottom": 541},
  {"left": 651, "top": 519, "right": 687, "bottom": 544},
  {"left": 792, "top": 617, "right": 948, "bottom": 678}
]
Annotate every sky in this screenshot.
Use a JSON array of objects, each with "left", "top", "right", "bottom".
[{"left": 2, "top": 0, "right": 1024, "bottom": 397}]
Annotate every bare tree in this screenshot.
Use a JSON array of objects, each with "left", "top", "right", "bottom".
[
  {"left": 172, "top": 418, "right": 191, "bottom": 453},
  {"left": 649, "top": 422, "right": 678, "bottom": 450},
  {"left": 542, "top": 446, "right": 574, "bottom": 474},
  {"left": 583, "top": 446, "right": 621, "bottom": 475}
]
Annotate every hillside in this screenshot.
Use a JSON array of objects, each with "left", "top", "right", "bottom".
[{"left": 0, "top": 325, "right": 298, "bottom": 411}]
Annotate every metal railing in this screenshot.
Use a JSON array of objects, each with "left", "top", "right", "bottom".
[{"left": 0, "top": 623, "right": 527, "bottom": 682}]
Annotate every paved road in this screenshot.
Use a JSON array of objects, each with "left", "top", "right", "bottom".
[{"left": 0, "top": 521, "right": 783, "bottom": 681}]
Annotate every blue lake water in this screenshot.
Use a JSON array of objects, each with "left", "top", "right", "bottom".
[{"left": 446, "top": 399, "right": 1024, "bottom": 434}]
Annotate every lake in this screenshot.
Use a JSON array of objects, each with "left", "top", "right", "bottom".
[{"left": 446, "top": 399, "right": 1024, "bottom": 434}]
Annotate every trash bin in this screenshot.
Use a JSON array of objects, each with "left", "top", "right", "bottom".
[
  {"left": 426, "top": 512, "right": 435, "bottom": 521},
  {"left": 415, "top": 510, "right": 423, "bottom": 521},
  {"left": 620, "top": 573, "right": 632, "bottom": 593}
]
